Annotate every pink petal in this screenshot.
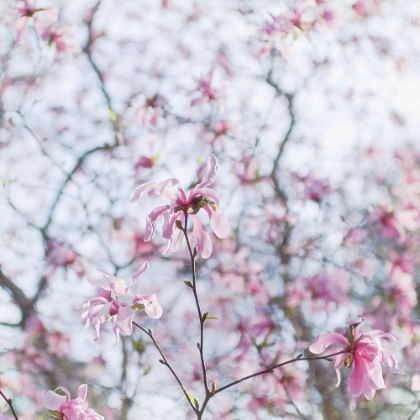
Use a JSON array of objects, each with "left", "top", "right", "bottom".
[
  {"left": 131, "top": 261, "right": 149, "bottom": 285},
  {"left": 197, "top": 154, "right": 218, "bottom": 189},
  {"left": 44, "top": 7, "right": 60, "bottom": 21},
  {"left": 130, "top": 182, "right": 156, "bottom": 203},
  {"left": 309, "top": 333, "right": 349, "bottom": 354},
  {"left": 381, "top": 348, "right": 404, "bottom": 374},
  {"left": 347, "top": 357, "right": 365, "bottom": 397},
  {"left": 105, "top": 275, "right": 128, "bottom": 296},
  {"left": 43, "top": 390, "right": 67, "bottom": 410},
  {"left": 148, "top": 178, "right": 179, "bottom": 198},
  {"left": 334, "top": 352, "right": 347, "bottom": 370},
  {"left": 162, "top": 212, "right": 182, "bottom": 240},
  {"left": 115, "top": 303, "right": 134, "bottom": 338},
  {"left": 203, "top": 205, "right": 230, "bottom": 238},
  {"left": 167, "top": 223, "right": 184, "bottom": 253},
  {"left": 145, "top": 205, "right": 169, "bottom": 241},
  {"left": 335, "top": 368, "right": 342, "bottom": 388},
  {"left": 77, "top": 384, "right": 87, "bottom": 401},
  {"left": 195, "top": 186, "right": 220, "bottom": 203},
  {"left": 191, "top": 214, "right": 212, "bottom": 258},
  {"left": 138, "top": 294, "right": 163, "bottom": 319},
  {"left": 87, "top": 271, "right": 111, "bottom": 290}
]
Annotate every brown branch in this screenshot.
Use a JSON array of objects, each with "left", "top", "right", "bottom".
[
  {"left": 0, "top": 390, "right": 19, "bottom": 420},
  {"left": 132, "top": 322, "right": 197, "bottom": 414},
  {"left": 215, "top": 350, "right": 348, "bottom": 394},
  {"left": 0, "top": 269, "right": 34, "bottom": 325}
]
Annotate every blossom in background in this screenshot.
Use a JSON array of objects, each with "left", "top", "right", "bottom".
[
  {"left": 370, "top": 204, "right": 418, "bottom": 242},
  {"left": 130, "top": 154, "right": 230, "bottom": 258},
  {"left": 44, "top": 384, "right": 104, "bottom": 420},
  {"left": 41, "top": 24, "right": 81, "bottom": 61},
  {"left": 301, "top": 174, "right": 333, "bottom": 203},
  {"left": 135, "top": 94, "right": 167, "bottom": 127},
  {"left": 309, "top": 321, "right": 403, "bottom": 400},
  {"left": 82, "top": 261, "right": 162, "bottom": 341},
  {"left": 12, "top": 0, "right": 59, "bottom": 41},
  {"left": 190, "top": 70, "right": 229, "bottom": 112}
]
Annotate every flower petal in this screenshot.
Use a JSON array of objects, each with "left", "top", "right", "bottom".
[
  {"left": 114, "top": 303, "right": 134, "bottom": 338},
  {"left": 43, "top": 390, "right": 67, "bottom": 410},
  {"left": 191, "top": 214, "right": 212, "bottom": 258},
  {"left": 309, "top": 333, "right": 349, "bottom": 354},
  {"left": 131, "top": 261, "right": 149, "bottom": 285},
  {"left": 77, "top": 384, "right": 87, "bottom": 402},
  {"left": 137, "top": 294, "right": 163, "bottom": 319},
  {"left": 197, "top": 154, "right": 218, "bottom": 189},
  {"left": 145, "top": 205, "right": 168, "bottom": 242},
  {"left": 203, "top": 205, "right": 230, "bottom": 238},
  {"left": 148, "top": 178, "right": 179, "bottom": 198},
  {"left": 87, "top": 271, "right": 111, "bottom": 290},
  {"left": 130, "top": 182, "right": 156, "bottom": 203}
]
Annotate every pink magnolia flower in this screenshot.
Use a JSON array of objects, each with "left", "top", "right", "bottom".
[
  {"left": 82, "top": 262, "right": 162, "bottom": 341},
  {"left": 44, "top": 384, "right": 104, "bottom": 420},
  {"left": 301, "top": 175, "right": 333, "bottom": 203},
  {"left": 309, "top": 321, "right": 403, "bottom": 400},
  {"left": 41, "top": 24, "right": 81, "bottom": 61},
  {"left": 12, "top": 0, "right": 59, "bottom": 41},
  {"left": 190, "top": 70, "right": 229, "bottom": 111},
  {"left": 135, "top": 94, "right": 167, "bottom": 127},
  {"left": 130, "top": 154, "right": 230, "bottom": 258}
]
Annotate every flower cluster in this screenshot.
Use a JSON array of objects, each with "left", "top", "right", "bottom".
[
  {"left": 82, "top": 261, "right": 162, "bottom": 341},
  {"left": 130, "top": 154, "right": 230, "bottom": 258},
  {"left": 309, "top": 321, "right": 403, "bottom": 400},
  {"left": 43, "top": 384, "right": 103, "bottom": 420}
]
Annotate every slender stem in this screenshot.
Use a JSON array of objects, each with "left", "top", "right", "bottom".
[
  {"left": 132, "top": 322, "right": 197, "bottom": 413},
  {"left": 407, "top": 403, "right": 420, "bottom": 420},
  {"left": 0, "top": 390, "right": 19, "bottom": 420},
  {"left": 181, "top": 215, "right": 209, "bottom": 397},
  {"left": 215, "top": 350, "right": 348, "bottom": 394}
]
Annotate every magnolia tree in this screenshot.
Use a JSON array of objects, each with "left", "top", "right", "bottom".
[{"left": 1, "top": 0, "right": 420, "bottom": 419}]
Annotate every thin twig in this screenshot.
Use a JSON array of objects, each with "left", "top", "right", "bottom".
[
  {"left": 407, "top": 403, "right": 420, "bottom": 420},
  {"left": 0, "top": 390, "right": 19, "bottom": 420},
  {"left": 215, "top": 350, "right": 348, "bottom": 394},
  {"left": 132, "top": 322, "right": 197, "bottom": 413},
  {"left": 181, "top": 216, "right": 208, "bottom": 393}
]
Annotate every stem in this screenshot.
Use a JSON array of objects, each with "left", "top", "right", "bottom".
[
  {"left": 132, "top": 322, "right": 197, "bottom": 413},
  {"left": 181, "top": 215, "right": 209, "bottom": 396},
  {"left": 215, "top": 350, "right": 348, "bottom": 394},
  {"left": 0, "top": 390, "right": 19, "bottom": 420},
  {"left": 408, "top": 403, "right": 420, "bottom": 420}
]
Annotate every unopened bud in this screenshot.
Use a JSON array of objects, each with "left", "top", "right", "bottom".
[
  {"left": 183, "top": 279, "right": 193, "bottom": 288},
  {"left": 211, "top": 382, "right": 216, "bottom": 395}
]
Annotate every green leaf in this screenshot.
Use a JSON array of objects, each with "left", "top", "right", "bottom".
[{"left": 131, "top": 303, "right": 145, "bottom": 311}]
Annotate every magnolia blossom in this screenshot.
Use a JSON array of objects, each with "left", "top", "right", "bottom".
[
  {"left": 12, "top": 0, "right": 59, "bottom": 41},
  {"left": 82, "top": 261, "right": 162, "bottom": 341},
  {"left": 44, "top": 384, "right": 103, "bottom": 420},
  {"left": 309, "top": 321, "right": 403, "bottom": 400},
  {"left": 130, "top": 154, "right": 230, "bottom": 258}
]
